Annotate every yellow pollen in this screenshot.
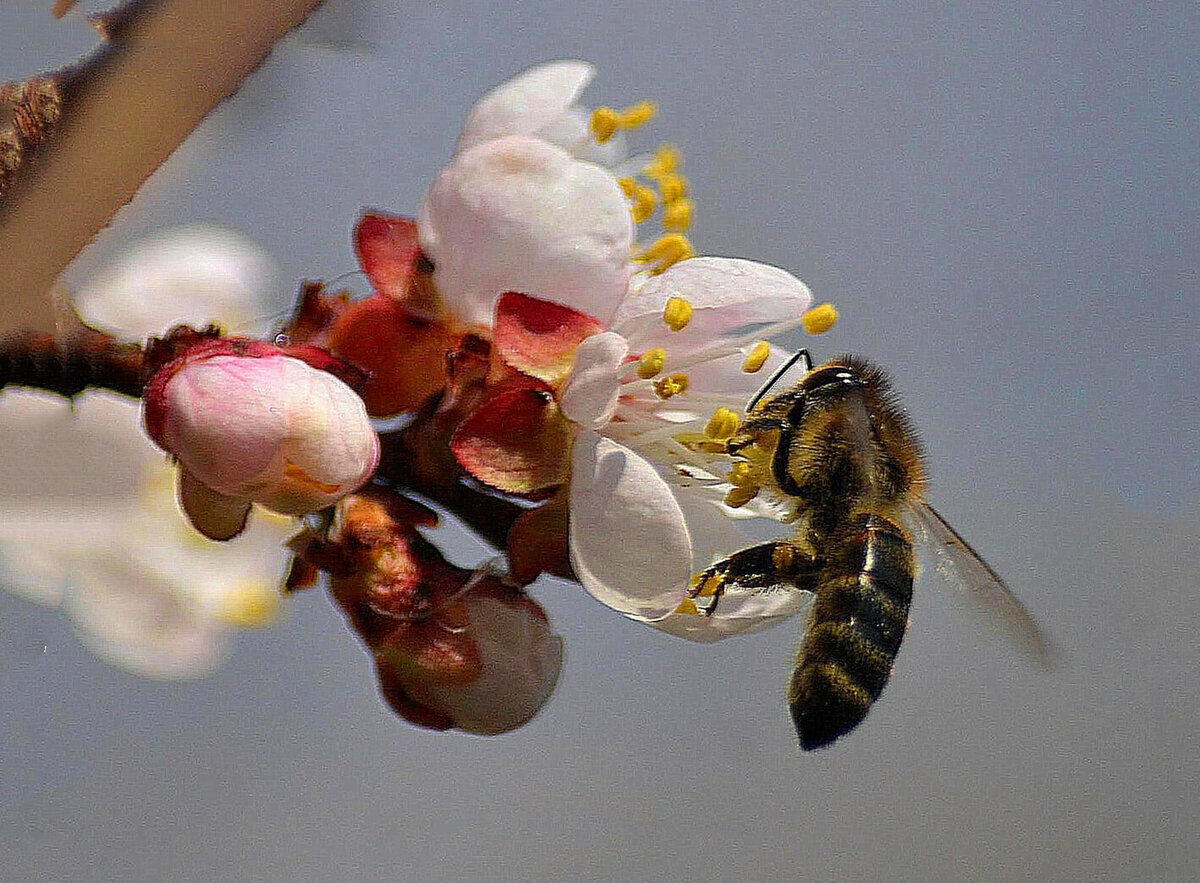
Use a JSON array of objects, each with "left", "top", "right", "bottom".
[
  {"left": 617, "top": 176, "right": 637, "bottom": 198},
  {"left": 705, "top": 407, "right": 741, "bottom": 439},
  {"left": 630, "top": 183, "right": 657, "bottom": 224},
  {"left": 590, "top": 106, "right": 621, "bottom": 143},
  {"left": 675, "top": 598, "right": 701, "bottom": 615},
  {"left": 674, "top": 432, "right": 729, "bottom": 454},
  {"left": 695, "top": 574, "right": 723, "bottom": 598},
  {"left": 723, "top": 485, "right": 759, "bottom": 508},
  {"left": 216, "top": 582, "right": 282, "bottom": 628},
  {"left": 661, "top": 197, "right": 693, "bottom": 232},
  {"left": 644, "top": 143, "right": 682, "bottom": 179},
  {"left": 636, "top": 347, "right": 667, "bottom": 379},
  {"left": 662, "top": 296, "right": 693, "bottom": 331},
  {"left": 635, "top": 234, "right": 696, "bottom": 275},
  {"left": 742, "top": 341, "right": 771, "bottom": 373},
  {"left": 657, "top": 173, "right": 688, "bottom": 203},
  {"left": 619, "top": 100, "right": 657, "bottom": 128},
  {"left": 653, "top": 372, "right": 690, "bottom": 399},
  {"left": 802, "top": 302, "right": 839, "bottom": 335},
  {"left": 727, "top": 461, "right": 756, "bottom": 488}
]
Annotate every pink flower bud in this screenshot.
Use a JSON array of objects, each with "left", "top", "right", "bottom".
[{"left": 143, "top": 341, "right": 379, "bottom": 539}]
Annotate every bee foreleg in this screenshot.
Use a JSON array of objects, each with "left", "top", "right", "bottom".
[{"left": 689, "top": 541, "right": 821, "bottom": 617}]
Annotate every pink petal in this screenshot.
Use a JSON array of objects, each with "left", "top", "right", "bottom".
[
  {"left": 457, "top": 60, "right": 595, "bottom": 152},
  {"left": 354, "top": 211, "right": 422, "bottom": 300},
  {"left": 493, "top": 292, "right": 605, "bottom": 386},
  {"left": 568, "top": 431, "right": 692, "bottom": 619},
  {"left": 451, "top": 379, "right": 574, "bottom": 494},
  {"left": 178, "top": 470, "right": 252, "bottom": 541}
]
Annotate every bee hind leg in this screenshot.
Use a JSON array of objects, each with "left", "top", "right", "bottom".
[{"left": 689, "top": 541, "right": 821, "bottom": 617}]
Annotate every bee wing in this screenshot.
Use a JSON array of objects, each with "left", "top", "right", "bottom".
[{"left": 908, "top": 502, "right": 1056, "bottom": 666}]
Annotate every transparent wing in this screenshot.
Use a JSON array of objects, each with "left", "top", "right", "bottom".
[{"left": 908, "top": 502, "right": 1056, "bottom": 666}]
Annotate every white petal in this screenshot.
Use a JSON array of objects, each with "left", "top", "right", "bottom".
[
  {"left": 568, "top": 431, "right": 692, "bottom": 619},
  {"left": 613, "top": 257, "right": 812, "bottom": 360},
  {"left": 559, "top": 332, "right": 628, "bottom": 429},
  {"left": 639, "top": 590, "right": 813, "bottom": 643},
  {"left": 418, "top": 136, "right": 633, "bottom": 329},
  {"left": 72, "top": 226, "right": 281, "bottom": 340},
  {"left": 458, "top": 60, "right": 595, "bottom": 152},
  {"left": 536, "top": 106, "right": 628, "bottom": 167}
]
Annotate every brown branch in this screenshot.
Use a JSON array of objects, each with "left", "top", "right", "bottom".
[{"left": 0, "top": 0, "right": 329, "bottom": 334}]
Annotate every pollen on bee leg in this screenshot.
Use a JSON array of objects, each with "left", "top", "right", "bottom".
[
  {"left": 802, "top": 302, "right": 838, "bottom": 335},
  {"left": 723, "top": 476, "right": 759, "bottom": 507},
  {"left": 705, "top": 407, "right": 740, "bottom": 440},
  {"left": 636, "top": 347, "right": 667, "bottom": 379},
  {"left": 694, "top": 573, "right": 724, "bottom": 598},
  {"left": 661, "top": 295, "right": 693, "bottom": 331},
  {"left": 652, "top": 372, "right": 690, "bottom": 399},
  {"left": 742, "top": 341, "right": 771, "bottom": 373},
  {"left": 675, "top": 598, "right": 701, "bottom": 615}
]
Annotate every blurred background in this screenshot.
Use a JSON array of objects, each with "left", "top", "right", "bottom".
[{"left": 1, "top": 1, "right": 1197, "bottom": 880}]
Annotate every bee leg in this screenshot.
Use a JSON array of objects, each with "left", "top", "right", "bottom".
[{"left": 690, "top": 542, "right": 821, "bottom": 617}]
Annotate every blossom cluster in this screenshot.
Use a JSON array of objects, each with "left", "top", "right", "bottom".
[{"left": 1, "top": 61, "right": 835, "bottom": 731}]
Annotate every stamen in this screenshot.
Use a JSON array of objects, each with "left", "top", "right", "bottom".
[
  {"left": 619, "top": 100, "right": 657, "bottom": 128},
  {"left": 661, "top": 197, "right": 693, "bottom": 232},
  {"left": 653, "top": 372, "right": 690, "bottom": 399},
  {"left": 630, "top": 183, "right": 657, "bottom": 224},
  {"left": 705, "top": 407, "right": 741, "bottom": 439},
  {"left": 742, "top": 341, "right": 771, "bottom": 373},
  {"left": 635, "top": 234, "right": 696, "bottom": 274},
  {"left": 590, "top": 106, "right": 621, "bottom": 143},
  {"left": 802, "top": 302, "right": 838, "bottom": 334},
  {"left": 636, "top": 347, "right": 667, "bottom": 379},
  {"left": 657, "top": 173, "right": 688, "bottom": 203},
  {"left": 644, "top": 144, "right": 681, "bottom": 179},
  {"left": 662, "top": 296, "right": 694, "bottom": 331}
]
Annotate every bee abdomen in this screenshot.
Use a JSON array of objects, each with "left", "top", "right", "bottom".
[{"left": 788, "top": 515, "right": 914, "bottom": 750}]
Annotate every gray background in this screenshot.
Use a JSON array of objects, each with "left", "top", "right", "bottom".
[{"left": 2, "top": 1, "right": 1198, "bottom": 880}]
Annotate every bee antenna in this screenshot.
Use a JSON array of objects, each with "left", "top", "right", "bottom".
[{"left": 746, "top": 348, "right": 813, "bottom": 412}]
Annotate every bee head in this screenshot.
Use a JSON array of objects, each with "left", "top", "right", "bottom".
[{"left": 798, "top": 362, "right": 868, "bottom": 400}]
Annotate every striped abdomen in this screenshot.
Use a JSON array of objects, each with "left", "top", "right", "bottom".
[{"left": 787, "top": 514, "right": 914, "bottom": 750}]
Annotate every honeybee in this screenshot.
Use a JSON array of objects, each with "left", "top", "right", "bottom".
[{"left": 690, "top": 350, "right": 1050, "bottom": 750}]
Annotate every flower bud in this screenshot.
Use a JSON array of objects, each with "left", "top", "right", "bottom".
[{"left": 143, "top": 340, "right": 379, "bottom": 539}]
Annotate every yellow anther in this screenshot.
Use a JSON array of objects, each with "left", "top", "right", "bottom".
[
  {"left": 644, "top": 143, "right": 681, "bottom": 179},
  {"left": 629, "top": 183, "right": 657, "bottom": 224},
  {"left": 661, "top": 197, "right": 693, "bottom": 232},
  {"left": 695, "top": 574, "right": 723, "bottom": 598},
  {"left": 635, "top": 234, "right": 696, "bottom": 275},
  {"left": 662, "top": 296, "right": 694, "bottom": 331},
  {"left": 617, "top": 176, "right": 637, "bottom": 198},
  {"left": 653, "top": 372, "right": 690, "bottom": 399},
  {"left": 657, "top": 173, "right": 688, "bottom": 204},
  {"left": 675, "top": 598, "right": 701, "bottom": 615},
  {"left": 636, "top": 347, "right": 667, "bottom": 379},
  {"left": 619, "top": 100, "right": 657, "bottom": 128},
  {"left": 724, "top": 485, "right": 759, "bottom": 508},
  {"left": 802, "top": 302, "right": 839, "bottom": 335},
  {"left": 216, "top": 582, "right": 281, "bottom": 628},
  {"left": 742, "top": 341, "right": 771, "bottom": 373},
  {"left": 727, "top": 461, "right": 756, "bottom": 488},
  {"left": 705, "top": 407, "right": 741, "bottom": 439},
  {"left": 590, "top": 106, "right": 621, "bottom": 143}
]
